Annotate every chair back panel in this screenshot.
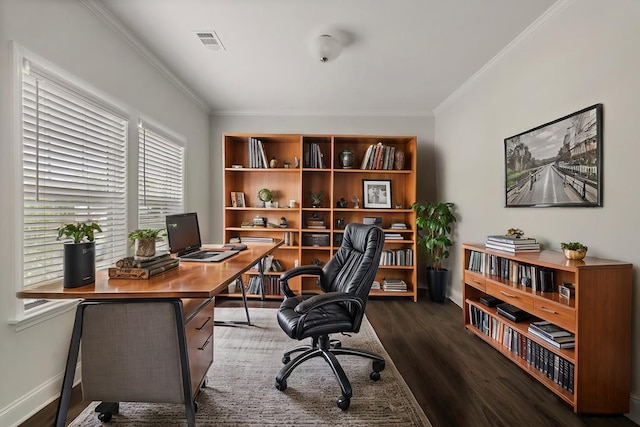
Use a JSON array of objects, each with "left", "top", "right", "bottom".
[{"left": 321, "top": 224, "right": 384, "bottom": 307}]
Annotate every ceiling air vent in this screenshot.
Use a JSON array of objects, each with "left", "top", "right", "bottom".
[{"left": 195, "top": 31, "right": 226, "bottom": 51}]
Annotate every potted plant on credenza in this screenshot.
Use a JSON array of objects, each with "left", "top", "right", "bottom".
[
  {"left": 411, "top": 201, "right": 457, "bottom": 303},
  {"left": 57, "top": 222, "right": 102, "bottom": 288}
]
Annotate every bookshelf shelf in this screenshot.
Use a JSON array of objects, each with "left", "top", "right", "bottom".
[
  {"left": 463, "top": 243, "right": 632, "bottom": 414},
  {"left": 223, "top": 133, "right": 417, "bottom": 301}
]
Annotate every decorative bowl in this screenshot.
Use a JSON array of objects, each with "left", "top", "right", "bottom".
[{"left": 563, "top": 249, "right": 587, "bottom": 260}]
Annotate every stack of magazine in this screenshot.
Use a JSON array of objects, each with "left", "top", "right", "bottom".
[
  {"left": 527, "top": 320, "right": 575, "bottom": 349},
  {"left": 485, "top": 235, "right": 540, "bottom": 254}
]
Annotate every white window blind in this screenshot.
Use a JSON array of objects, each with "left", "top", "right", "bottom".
[
  {"left": 138, "top": 126, "right": 184, "bottom": 231},
  {"left": 22, "top": 61, "right": 128, "bottom": 289}
]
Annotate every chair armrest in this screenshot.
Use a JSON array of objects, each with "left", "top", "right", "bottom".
[
  {"left": 294, "top": 291, "right": 364, "bottom": 315},
  {"left": 279, "top": 265, "right": 323, "bottom": 297}
]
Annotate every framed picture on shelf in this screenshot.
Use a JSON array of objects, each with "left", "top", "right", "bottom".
[
  {"left": 504, "top": 103, "right": 603, "bottom": 208},
  {"left": 363, "top": 179, "right": 392, "bottom": 209},
  {"left": 236, "top": 192, "right": 246, "bottom": 208}
]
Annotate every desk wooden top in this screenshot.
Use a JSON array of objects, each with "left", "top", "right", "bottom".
[{"left": 16, "top": 241, "right": 282, "bottom": 300}]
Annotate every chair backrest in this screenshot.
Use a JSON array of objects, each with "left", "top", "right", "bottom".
[{"left": 321, "top": 223, "right": 384, "bottom": 307}]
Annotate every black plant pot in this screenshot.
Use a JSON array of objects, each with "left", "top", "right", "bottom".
[
  {"left": 63, "top": 242, "right": 96, "bottom": 288},
  {"left": 426, "top": 268, "right": 449, "bottom": 303}
]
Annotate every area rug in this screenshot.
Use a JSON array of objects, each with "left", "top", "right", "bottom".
[{"left": 70, "top": 307, "right": 430, "bottom": 426}]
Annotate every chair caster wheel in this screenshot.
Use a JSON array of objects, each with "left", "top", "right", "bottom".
[
  {"left": 282, "top": 356, "right": 290, "bottom": 364},
  {"left": 97, "top": 412, "right": 112, "bottom": 422},
  {"left": 372, "top": 360, "right": 385, "bottom": 373},
  {"left": 275, "top": 379, "right": 287, "bottom": 391},
  {"left": 337, "top": 395, "right": 350, "bottom": 410},
  {"left": 370, "top": 371, "right": 381, "bottom": 381}
]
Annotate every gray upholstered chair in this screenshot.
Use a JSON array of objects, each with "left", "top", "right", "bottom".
[{"left": 274, "top": 223, "right": 385, "bottom": 410}]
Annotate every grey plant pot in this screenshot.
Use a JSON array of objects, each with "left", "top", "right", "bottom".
[{"left": 63, "top": 241, "right": 96, "bottom": 288}]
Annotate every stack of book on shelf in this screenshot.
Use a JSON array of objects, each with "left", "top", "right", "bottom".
[
  {"left": 496, "top": 303, "right": 530, "bottom": 322},
  {"left": 527, "top": 320, "right": 575, "bottom": 349},
  {"left": 384, "top": 233, "right": 403, "bottom": 240},
  {"left": 382, "top": 278, "right": 407, "bottom": 292},
  {"left": 230, "top": 236, "right": 274, "bottom": 243},
  {"left": 371, "top": 280, "right": 381, "bottom": 290},
  {"left": 247, "top": 137, "right": 269, "bottom": 168},
  {"left": 390, "top": 222, "right": 407, "bottom": 229},
  {"left": 109, "top": 253, "right": 179, "bottom": 279},
  {"left": 360, "top": 142, "right": 396, "bottom": 170},
  {"left": 303, "top": 142, "right": 325, "bottom": 168},
  {"left": 485, "top": 235, "right": 540, "bottom": 253}
]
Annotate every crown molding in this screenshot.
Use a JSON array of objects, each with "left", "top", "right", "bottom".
[
  {"left": 81, "top": 0, "right": 210, "bottom": 113},
  {"left": 210, "top": 109, "right": 433, "bottom": 118},
  {"left": 433, "top": 0, "right": 575, "bottom": 117}
]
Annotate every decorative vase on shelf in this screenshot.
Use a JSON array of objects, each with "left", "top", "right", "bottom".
[
  {"left": 394, "top": 150, "right": 405, "bottom": 170},
  {"left": 564, "top": 249, "right": 587, "bottom": 260},
  {"left": 340, "top": 148, "right": 354, "bottom": 169}
]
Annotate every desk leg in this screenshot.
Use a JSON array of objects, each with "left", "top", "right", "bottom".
[
  {"left": 258, "top": 259, "right": 266, "bottom": 301},
  {"left": 215, "top": 276, "right": 252, "bottom": 326},
  {"left": 54, "top": 304, "right": 85, "bottom": 427},
  {"left": 171, "top": 300, "right": 196, "bottom": 427}
]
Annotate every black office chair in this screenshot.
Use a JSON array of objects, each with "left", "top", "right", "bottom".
[{"left": 275, "top": 223, "right": 386, "bottom": 410}]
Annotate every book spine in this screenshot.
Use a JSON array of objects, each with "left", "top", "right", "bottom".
[{"left": 109, "top": 259, "right": 179, "bottom": 279}]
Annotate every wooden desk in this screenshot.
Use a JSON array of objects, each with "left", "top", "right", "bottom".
[{"left": 17, "top": 241, "right": 281, "bottom": 427}]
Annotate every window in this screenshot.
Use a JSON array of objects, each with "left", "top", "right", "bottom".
[
  {"left": 138, "top": 125, "right": 184, "bottom": 233},
  {"left": 21, "top": 57, "right": 128, "bottom": 302}
]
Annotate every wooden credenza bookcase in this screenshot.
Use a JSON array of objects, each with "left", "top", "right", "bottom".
[
  {"left": 223, "top": 133, "right": 418, "bottom": 301},
  {"left": 462, "top": 243, "right": 632, "bottom": 413}
]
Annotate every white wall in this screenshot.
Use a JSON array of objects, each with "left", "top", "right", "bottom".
[
  {"left": 209, "top": 115, "right": 436, "bottom": 244},
  {"left": 0, "top": 1, "right": 210, "bottom": 425},
  {"left": 435, "top": 0, "right": 640, "bottom": 421}
]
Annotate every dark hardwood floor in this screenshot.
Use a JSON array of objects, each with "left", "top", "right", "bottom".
[{"left": 21, "top": 291, "right": 637, "bottom": 427}]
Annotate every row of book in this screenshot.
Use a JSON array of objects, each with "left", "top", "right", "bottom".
[
  {"left": 360, "top": 142, "right": 397, "bottom": 170},
  {"left": 468, "top": 305, "right": 574, "bottom": 394},
  {"left": 247, "top": 137, "right": 269, "bottom": 168},
  {"left": 109, "top": 253, "right": 179, "bottom": 279},
  {"left": 485, "top": 234, "right": 540, "bottom": 253},
  {"left": 468, "top": 250, "right": 555, "bottom": 292},
  {"left": 244, "top": 275, "right": 283, "bottom": 295},
  {"left": 303, "top": 142, "right": 326, "bottom": 168},
  {"left": 379, "top": 248, "right": 414, "bottom": 266}
]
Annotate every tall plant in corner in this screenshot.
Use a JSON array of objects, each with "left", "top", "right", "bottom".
[
  {"left": 411, "top": 201, "right": 456, "bottom": 303},
  {"left": 57, "top": 222, "right": 102, "bottom": 288}
]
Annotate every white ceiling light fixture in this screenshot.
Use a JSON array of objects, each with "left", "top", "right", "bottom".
[{"left": 314, "top": 34, "right": 343, "bottom": 63}]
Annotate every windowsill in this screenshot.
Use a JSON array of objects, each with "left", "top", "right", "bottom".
[{"left": 9, "top": 299, "right": 79, "bottom": 332}]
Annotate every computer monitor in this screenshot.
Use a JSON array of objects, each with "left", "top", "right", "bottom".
[{"left": 165, "top": 212, "right": 202, "bottom": 256}]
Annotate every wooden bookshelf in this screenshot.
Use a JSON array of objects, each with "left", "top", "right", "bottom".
[
  {"left": 223, "top": 133, "right": 418, "bottom": 301},
  {"left": 462, "top": 243, "right": 632, "bottom": 414}
]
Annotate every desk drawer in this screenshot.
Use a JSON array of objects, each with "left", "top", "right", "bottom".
[
  {"left": 464, "top": 271, "right": 485, "bottom": 291},
  {"left": 486, "top": 281, "right": 534, "bottom": 313},
  {"left": 186, "top": 299, "right": 214, "bottom": 394},
  {"left": 533, "top": 299, "right": 576, "bottom": 332}
]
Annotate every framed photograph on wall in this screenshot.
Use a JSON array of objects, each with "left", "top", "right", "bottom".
[
  {"left": 504, "top": 103, "right": 603, "bottom": 208},
  {"left": 363, "top": 179, "right": 392, "bottom": 209}
]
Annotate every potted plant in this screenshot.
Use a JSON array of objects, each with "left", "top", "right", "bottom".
[
  {"left": 57, "top": 222, "right": 102, "bottom": 288},
  {"left": 128, "top": 228, "right": 166, "bottom": 257},
  {"left": 411, "top": 201, "right": 457, "bottom": 303},
  {"left": 258, "top": 188, "right": 274, "bottom": 207},
  {"left": 560, "top": 241, "right": 588, "bottom": 260}
]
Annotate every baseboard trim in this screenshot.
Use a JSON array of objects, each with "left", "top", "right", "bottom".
[
  {"left": 0, "top": 364, "right": 81, "bottom": 427},
  {"left": 626, "top": 394, "right": 640, "bottom": 424}
]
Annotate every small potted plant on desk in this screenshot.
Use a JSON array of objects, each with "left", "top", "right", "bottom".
[
  {"left": 128, "top": 228, "right": 166, "bottom": 258},
  {"left": 57, "top": 222, "right": 102, "bottom": 288},
  {"left": 560, "top": 241, "right": 588, "bottom": 260},
  {"left": 411, "top": 201, "right": 457, "bottom": 303}
]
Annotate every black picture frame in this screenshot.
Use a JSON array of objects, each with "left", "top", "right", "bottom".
[
  {"left": 363, "top": 179, "right": 392, "bottom": 209},
  {"left": 504, "top": 103, "right": 603, "bottom": 207}
]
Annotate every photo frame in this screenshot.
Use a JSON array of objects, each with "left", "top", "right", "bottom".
[
  {"left": 363, "top": 179, "right": 392, "bottom": 209},
  {"left": 505, "top": 104, "right": 603, "bottom": 207},
  {"left": 236, "top": 192, "right": 246, "bottom": 208}
]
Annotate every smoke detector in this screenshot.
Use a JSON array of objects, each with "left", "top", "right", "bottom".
[{"left": 195, "top": 31, "right": 226, "bottom": 51}]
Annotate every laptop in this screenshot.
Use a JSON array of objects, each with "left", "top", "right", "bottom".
[{"left": 165, "top": 212, "right": 239, "bottom": 262}]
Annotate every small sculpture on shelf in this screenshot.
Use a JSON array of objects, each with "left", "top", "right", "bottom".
[
  {"left": 311, "top": 257, "right": 324, "bottom": 267},
  {"left": 310, "top": 191, "right": 323, "bottom": 208},
  {"left": 352, "top": 195, "right": 360, "bottom": 208},
  {"left": 336, "top": 197, "right": 347, "bottom": 208},
  {"left": 279, "top": 216, "right": 288, "bottom": 228},
  {"left": 506, "top": 227, "right": 524, "bottom": 238},
  {"left": 270, "top": 157, "right": 278, "bottom": 168}
]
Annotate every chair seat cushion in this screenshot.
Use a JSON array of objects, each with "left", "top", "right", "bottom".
[{"left": 277, "top": 295, "right": 354, "bottom": 340}]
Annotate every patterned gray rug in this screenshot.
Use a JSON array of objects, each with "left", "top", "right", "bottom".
[{"left": 70, "top": 307, "right": 430, "bottom": 426}]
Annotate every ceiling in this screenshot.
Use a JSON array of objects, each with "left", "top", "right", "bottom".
[{"left": 92, "top": 0, "right": 557, "bottom": 116}]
